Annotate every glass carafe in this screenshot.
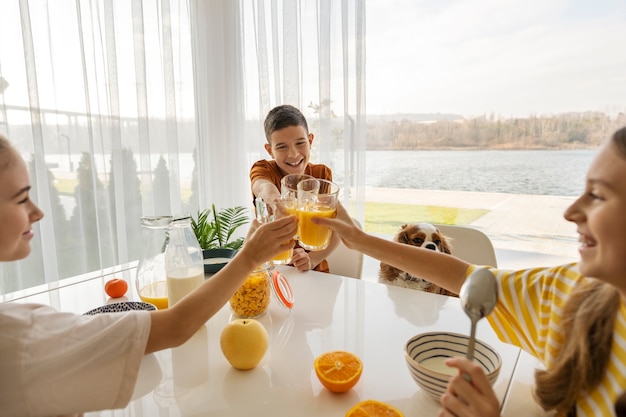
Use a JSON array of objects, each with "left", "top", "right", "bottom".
[
  {"left": 136, "top": 216, "right": 173, "bottom": 310},
  {"left": 165, "top": 216, "right": 204, "bottom": 306}
]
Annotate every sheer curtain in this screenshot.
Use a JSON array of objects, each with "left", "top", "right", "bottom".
[
  {"left": 0, "top": 0, "right": 365, "bottom": 295},
  {"left": 191, "top": 0, "right": 366, "bottom": 214}
]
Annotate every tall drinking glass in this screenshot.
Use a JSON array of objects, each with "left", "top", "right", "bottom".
[
  {"left": 280, "top": 174, "right": 316, "bottom": 240},
  {"left": 255, "top": 196, "right": 296, "bottom": 264},
  {"left": 280, "top": 174, "right": 316, "bottom": 199},
  {"left": 296, "top": 178, "right": 339, "bottom": 251}
]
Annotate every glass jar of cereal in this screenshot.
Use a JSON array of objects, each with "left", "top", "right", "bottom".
[{"left": 229, "top": 264, "right": 272, "bottom": 318}]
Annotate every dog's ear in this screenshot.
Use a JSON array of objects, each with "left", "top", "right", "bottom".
[
  {"left": 394, "top": 224, "right": 411, "bottom": 244},
  {"left": 441, "top": 235, "right": 453, "bottom": 254},
  {"left": 396, "top": 230, "right": 410, "bottom": 244},
  {"left": 379, "top": 262, "right": 400, "bottom": 281}
]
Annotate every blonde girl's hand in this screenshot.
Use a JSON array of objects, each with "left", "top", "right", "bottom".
[
  {"left": 241, "top": 216, "right": 297, "bottom": 266},
  {"left": 290, "top": 247, "right": 313, "bottom": 271},
  {"left": 310, "top": 202, "right": 361, "bottom": 249},
  {"left": 438, "top": 357, "right": 499, "bottom": 417}
]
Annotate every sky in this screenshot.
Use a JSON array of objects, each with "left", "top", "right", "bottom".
[
  {"left": 2, "top": 0, "right": 625, "bottom": 121},
  {"left": 366, "top": 0, "right": 626, "bottom": 118}
]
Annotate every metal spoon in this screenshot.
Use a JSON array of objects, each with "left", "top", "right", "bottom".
[{"left": 459, "top": 267, "right": 498, "bottom": 362}]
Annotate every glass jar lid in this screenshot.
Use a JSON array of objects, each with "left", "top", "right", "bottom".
[{"left": 271, "top": 269, "right": 294, "bottom": 310}]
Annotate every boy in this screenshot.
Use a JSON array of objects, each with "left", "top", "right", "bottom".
[{"left": 250, "top": 104, "right": 338, "bottom": 273}]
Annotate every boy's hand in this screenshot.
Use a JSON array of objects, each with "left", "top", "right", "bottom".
[{"left": 290, "top": 247, "right": 314, "bottom": 271}]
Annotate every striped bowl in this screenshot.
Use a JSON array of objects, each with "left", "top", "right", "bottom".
[{"left": 404, "top": 331, "right": 502, "bottom": 402}]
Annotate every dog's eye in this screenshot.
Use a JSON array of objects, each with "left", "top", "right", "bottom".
[
  {"left": 412, "top": 238, "right": 424, "bottom": 245},
  {"left": 434, "top": 239, "right": 442, "bottom": 245}
]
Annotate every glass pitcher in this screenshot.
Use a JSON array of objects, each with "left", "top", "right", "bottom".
[
  {"left": 136, "top": 216, "right": 173, "bottom": 310},
  {"left": 165, "top": 215, "right": 204, "bottom": 306}
]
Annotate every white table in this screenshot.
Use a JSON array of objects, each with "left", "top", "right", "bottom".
[{"left": 3, "top": 264, "right": 531, "bottom": 416}]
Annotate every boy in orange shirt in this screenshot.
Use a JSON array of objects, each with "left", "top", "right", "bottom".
[{"left": 250, "top": 104, "right": 338, "bottom": 272}]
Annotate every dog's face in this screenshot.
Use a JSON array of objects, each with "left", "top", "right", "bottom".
[
  {"left": 394, "top": 223, "right": 452, "bottom": 254},
  {"left": 379, "top": 223, "right": 457, "bottom": 297}
]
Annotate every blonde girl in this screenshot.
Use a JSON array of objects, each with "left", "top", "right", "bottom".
[{"left": 313, "top": 127, "right": 626, "bottom": 417}]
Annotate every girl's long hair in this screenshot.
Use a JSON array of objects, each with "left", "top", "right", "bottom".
[{"left": 534, "top": 127, "right": 626, "bottom": 414}]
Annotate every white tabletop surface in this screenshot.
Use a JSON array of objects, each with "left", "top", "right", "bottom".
[{"left": 4, "top": 264, "right": 527, "bottom": 417}]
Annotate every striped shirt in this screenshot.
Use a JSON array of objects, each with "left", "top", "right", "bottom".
[{"left": 470, "top": 263, "right": 626, "bottom": 417}]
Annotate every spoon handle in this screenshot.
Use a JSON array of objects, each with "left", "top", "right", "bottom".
[
  {"left": 462, "top": 319, "right": 478, "bottom": 382},
  {"left": 466, "top": 318, "right": 477, "bottom": 361}
]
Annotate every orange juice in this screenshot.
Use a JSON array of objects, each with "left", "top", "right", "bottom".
[
  {"left": 273, "top": 246, "right": 293, "bottom": 264},
  {"left": 270, "top": 202, "right": 296, "bottom": 264},
  {"left": 285, "top": 205, "right": 300, "bottom": 239},
  {"left": 297, "top": 205, "right": 336, "bottom": 251},
  {"left": 138, "top": 280, "right": 169, "bottom": 309}
]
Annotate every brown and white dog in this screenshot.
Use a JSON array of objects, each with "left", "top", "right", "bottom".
[{"left": 379, "top": 223, "right": 458, "bottom": 297}]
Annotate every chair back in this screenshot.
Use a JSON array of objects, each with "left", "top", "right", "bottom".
[
  {"left": 326, "top": 218, "right": 364, "bottom": 279},
  {"left": 434, "top": 224, "right": 497, "bottom": 267}
]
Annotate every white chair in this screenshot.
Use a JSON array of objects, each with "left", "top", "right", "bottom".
[
  {"left": 434, "top": 224, "right": 498, "bottom": 267},
  {"left": 326, "top": 218, "right": 364, "bottom": 279}
]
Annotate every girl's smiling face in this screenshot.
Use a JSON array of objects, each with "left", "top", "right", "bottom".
[
  {"left": 264, "top": 125, "right": 314, "bottom": 176},
  {"left": 0, "top": 148, "right": 44, "bottom": 262},
  {"left": 564, "top": 139, "right": 626, "bottom": 291}
]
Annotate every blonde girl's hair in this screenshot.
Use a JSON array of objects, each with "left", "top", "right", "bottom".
[
  {"left": 0, "top": 134, "right": 13, "bottom": 170},
  {"left": 534, "top": 126, "right": 626, "bottom": 414}
]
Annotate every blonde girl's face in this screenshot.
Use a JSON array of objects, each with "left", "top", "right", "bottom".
[
  {"left": 564, "top": 141, "right": 626, "bottom": 289},
  {"left": 264, "top": 125, "right": 313, "bottom": 176},
  {"left": 0, "top": 149, "right": 44, "bottom": 261}
]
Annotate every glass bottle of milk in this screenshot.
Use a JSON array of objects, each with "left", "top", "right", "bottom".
[{"left": 165, "top": 215, "right": 204, "bottom": 306}]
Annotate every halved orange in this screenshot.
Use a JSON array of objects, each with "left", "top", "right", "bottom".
[
  {"left": 345, "top": 399, "right": 404, "bottom": 417},
  {"left": 314, "top": 350, "right": 363, "bottom": 393}
]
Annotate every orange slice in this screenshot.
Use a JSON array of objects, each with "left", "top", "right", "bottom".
[
  {"left": 345, "top": 399, "right": 404, "bottom": 417},
  {"left": 314, "top": 350, "right": 363, "bottom": 393}
]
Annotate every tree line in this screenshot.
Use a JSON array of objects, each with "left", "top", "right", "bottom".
[{"left": 366, "top": 112, "right": 626, "bottom": 150}]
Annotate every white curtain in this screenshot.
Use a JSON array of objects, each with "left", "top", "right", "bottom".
[{"left": 0, "top": 0, "right": 365, "bottom": 294}]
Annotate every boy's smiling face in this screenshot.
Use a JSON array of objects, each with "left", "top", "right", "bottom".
[{"left": 265, "top": 125, "right": 314, "bottom": 176}]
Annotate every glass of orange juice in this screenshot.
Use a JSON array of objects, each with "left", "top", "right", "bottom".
[
  {"left": 255, "top": 196, "right": 297, "bottom": 264},
  {"left": 296, "top": 178, "right": 339, "bottom": 251},
  {"left": 281, "top": 174, "right": 316, "bottom": 239}
]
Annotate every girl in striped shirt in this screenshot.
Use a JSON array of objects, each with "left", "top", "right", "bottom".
[{"left": 314, "top": 126, "right": 626, "bottom": 416}]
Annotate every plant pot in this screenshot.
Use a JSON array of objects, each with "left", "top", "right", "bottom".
[{"left": 203, "top": 248, "right": 238, "bottom": 274}]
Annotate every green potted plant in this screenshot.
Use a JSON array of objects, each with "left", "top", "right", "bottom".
[{"left": 191, "top": 203, "right": 250, "bottom": 273}]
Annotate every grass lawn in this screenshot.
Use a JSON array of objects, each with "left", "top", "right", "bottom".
[
  {"left": 364, "top": 202, "right": 488, "bottom": 235},
  {"left": 54, "top": 178, "right": 79, "bottom": 194}
]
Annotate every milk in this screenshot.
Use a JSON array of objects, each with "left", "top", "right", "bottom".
[
  {"left": 167, "top": 267, "right": 204, "bottom": 306},
  {"left": 420, "top": 356, "right": 458, "bottom": 377}
]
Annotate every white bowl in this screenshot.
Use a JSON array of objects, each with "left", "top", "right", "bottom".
[{"left": 404, "top": 331, "right": 502, "bottom": 402}]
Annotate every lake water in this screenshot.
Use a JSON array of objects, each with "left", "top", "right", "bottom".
[
  {"left": 362, "top": 149, "right": 595, "bottom": 197},
  {"left": 49, "top": 149, "right": 596, "bottom": 201}
]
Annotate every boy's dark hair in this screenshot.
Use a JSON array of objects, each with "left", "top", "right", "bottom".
[{"left": 263, "top": 105, "right": 309, "bottom": 144}]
